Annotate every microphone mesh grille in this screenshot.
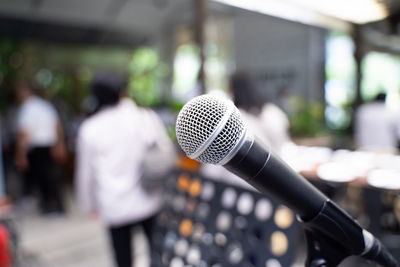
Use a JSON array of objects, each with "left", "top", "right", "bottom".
[
  {"left": 176, "top": 95, "right": 228, "bottom": 156},
  {"left": 197, "top": 107, "right": 244, "bottom": 164},
  {"left": 176, "top": 94, "right": 245, "bottom": 164}
]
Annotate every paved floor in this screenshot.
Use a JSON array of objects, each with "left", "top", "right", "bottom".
[
  {"left": 15, "top": 194, "right": 149, "bottom": 267},
  {"left": 14, "top": 194, "right": 309, "bottom": 267}
]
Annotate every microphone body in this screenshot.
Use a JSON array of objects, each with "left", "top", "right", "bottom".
[{"left": 225, "top": 134, "right": 326, "bottom": 220}]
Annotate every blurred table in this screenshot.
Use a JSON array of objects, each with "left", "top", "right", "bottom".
[{"left": 281, "top": 143, "right": 400, "bottom": 191}]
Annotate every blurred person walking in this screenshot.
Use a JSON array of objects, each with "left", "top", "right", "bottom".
[
  {"left": 15, "top": 81, "right": 66, "bottom": 214},
  {"left": 355, "top": 93, "right": 400, "bottom": 152},
  {"left": 230, "top": 71, "right": 291, "bottom": 155},
  {"left": 75, "top": 72, "right": 174, "bottom": 267}
]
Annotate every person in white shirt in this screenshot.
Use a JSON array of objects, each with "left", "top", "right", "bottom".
[
  {"left": 355, "top": 93, "right": 399, "bottom": 152},
  {"left": 75, "top": 72, "right": 174, "bottom": 267},
  {"left": 15, "top": 82, "right": 65, "bottom": 214},
  {"left": 229, "top": 71, "right": 291, "bottom": 154}
]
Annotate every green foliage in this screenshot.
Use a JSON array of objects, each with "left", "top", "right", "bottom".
[
  {"left": 167, "top": 99, "right": 185, "bottom": 112},
  {"left": 0, "top": 39, "right": 20, "bottom": 112},
  {"left": 166, "top": 125, "right": 177, "bottom": 141},
  {"left": 172, "top": 44, "right": 200, "bottom": 95},
  {"left": 128, "top": 47, "right": 169, "bottom": 107},
  {"left": 289, "top": 97, "right": 328, "bottom": 137},
  {"left": 361, "top": 52, "right": 400, "bottom": 102},
  {"left": 0, "top": 40, "right": 171, "bottom": 113}
]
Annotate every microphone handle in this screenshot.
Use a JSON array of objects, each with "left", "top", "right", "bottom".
[
  {"left": 224, "top": 135, "right": 327, "bottom": 221},
  {"left": 363, "top": 238, "right": 398, "bottom": 267}
]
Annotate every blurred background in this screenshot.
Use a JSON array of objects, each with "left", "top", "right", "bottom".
[{"left": 0, "top": 0, "right": 400, "bottom": 266}]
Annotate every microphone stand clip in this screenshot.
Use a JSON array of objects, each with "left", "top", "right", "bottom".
[{"left": 301, "top": 200, "right": 398, "bottom": 267}]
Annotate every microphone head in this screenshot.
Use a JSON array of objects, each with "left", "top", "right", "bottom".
[{"left": 176, "top": 94, "right": 246, "bottom": 165}]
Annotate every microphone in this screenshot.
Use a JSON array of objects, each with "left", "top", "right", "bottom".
[{"left": 175, "top": 94, "right": 398, "bottom": 267}]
